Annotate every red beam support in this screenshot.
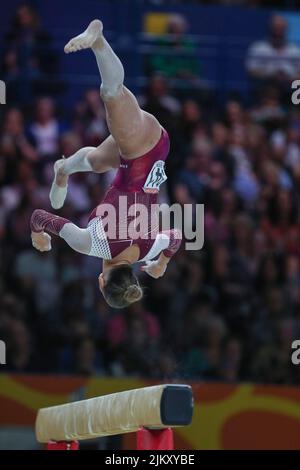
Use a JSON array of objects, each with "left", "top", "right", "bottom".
[
  {"left": 47, "top": 429, "right": 174, "bottom": 451},
  {"left": 47, "top": 440, "right": 79, "bottom": 450},
  {"left": 136, "top": 428, "right": 174, "bottom": 450}
]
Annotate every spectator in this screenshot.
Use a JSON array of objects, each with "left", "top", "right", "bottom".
[
  {"left": 139, "top": 74, "right": 181, "bottom": 130},
  {"left": 73, "top": 89, "right": 108, "bottom": 146},
  {"left": 28, "top": 97, "right": 66, "bottom": 159},
  {"left": 3, "top": 3, "right": 60, "bottom": 104},
  {"left": 146, "top": 14, "right": 199, "bottom": 85},
  {"left": 1, "top": 108, "right": 37, "bottom": 185},
  {"left": 246, "top": 15, "right": 300, "bottom": 92}
]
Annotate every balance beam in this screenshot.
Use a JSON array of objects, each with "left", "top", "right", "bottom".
[{"left": 36, "top": 384, "right": 193, "bottom": 450}]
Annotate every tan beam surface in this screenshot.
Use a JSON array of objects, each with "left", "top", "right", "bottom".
[{"left": 36, "top": 385, "right": 169, "bottom": 442}]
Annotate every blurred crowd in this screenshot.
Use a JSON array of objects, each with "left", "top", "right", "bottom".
[
  {"left": 1, "top": 3, "right": 300, "bottom": 385},
  {"left": 148, "top": 0, "right": 297, "bottom": 8}
]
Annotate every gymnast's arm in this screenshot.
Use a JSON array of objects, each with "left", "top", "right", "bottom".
[
  {"left": 141, "top": 229, "right": 182, "bottom": 279},
  {"left": 88, "top": 135, "right": 120, "bottom": 173}
]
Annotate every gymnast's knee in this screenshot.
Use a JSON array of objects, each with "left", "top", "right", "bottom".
[
  {"left": 60, "top": 224, "right": 92, "bottom": 255},
  {"left": 100, "top": 83, "right": 124, "bottom": 101},
  {"left": 86, "top": 148, "right": 103, "bottom": 173}
]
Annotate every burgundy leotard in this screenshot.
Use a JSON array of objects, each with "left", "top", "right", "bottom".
[
  {"left": 88, "top": 128, "right": 173, "bottom": 260},
  {"left": 30, "top": 128, "right": 182, "bottom": 261}
]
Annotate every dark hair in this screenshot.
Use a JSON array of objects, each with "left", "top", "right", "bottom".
[{"left": 102, "top": 265, "right": 143, "bottom": 309}]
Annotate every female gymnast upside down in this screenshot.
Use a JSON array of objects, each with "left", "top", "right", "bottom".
[{"left": 30, "top": 19, "right": 182, "bottom": 309}]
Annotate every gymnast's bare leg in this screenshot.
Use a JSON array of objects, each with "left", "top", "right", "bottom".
[{"left": 50, "top": 19, "right": 161, "bottom": 209}]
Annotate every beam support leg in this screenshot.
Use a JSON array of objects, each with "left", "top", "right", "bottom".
[
  {"left": 47, "top": 440, "right": 79, "bottom": 450},
  {"left": 136, "top": 428, "right": 174, "bottom": 450}
]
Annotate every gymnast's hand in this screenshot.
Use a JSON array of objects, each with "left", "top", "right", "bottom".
[
  {"left": 31, "top": 231, "right": 52, "bottom": 252},
  {"left": 141, "top": 255, "right": 169, "bottom": 279}
]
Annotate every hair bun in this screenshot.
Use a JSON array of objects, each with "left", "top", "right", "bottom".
[{"left": 124, "top": 284, "right": 143, "bottom": 303}]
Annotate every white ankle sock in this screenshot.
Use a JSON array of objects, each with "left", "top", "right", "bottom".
[{"left": 64, "top": 147, "right": 95, "bottom": 175}]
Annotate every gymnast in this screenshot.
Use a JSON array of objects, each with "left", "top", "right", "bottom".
[{"left": 30, "top": 20, "right": 182, "bottom": 308}]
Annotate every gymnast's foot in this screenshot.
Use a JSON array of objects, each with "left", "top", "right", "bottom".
[
  {"left": 64, "top": 19, "right": 103, "bottom": 53},
  {"left": 49, "top": 158, "right": 69, "bottom": 209}
]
